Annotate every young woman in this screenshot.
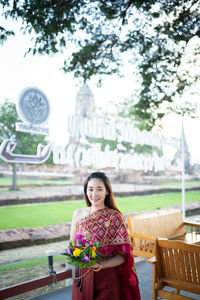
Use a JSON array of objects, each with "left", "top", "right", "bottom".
[{"left": 70, "top": 172, "right": 141, "bottom": 300}]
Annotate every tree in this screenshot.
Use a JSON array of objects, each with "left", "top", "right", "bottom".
[
  {"left": 0, "top": 100, "right": 47, "bottom": 190},
  {"left": 0, "top": 0, "right": 199, "bottom": 128}
]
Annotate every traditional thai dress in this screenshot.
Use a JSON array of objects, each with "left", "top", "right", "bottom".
[{"left": 72, "top": 207, "right": 141, "bottom": 300}]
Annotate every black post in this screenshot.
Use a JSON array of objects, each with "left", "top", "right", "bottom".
[{"left": 46, "top": 251, "right": 56, "bottom": 275}]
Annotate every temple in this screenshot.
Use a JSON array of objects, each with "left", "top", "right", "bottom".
[{"left": 75, "top": 84, "right": 95, "bottom": 117}]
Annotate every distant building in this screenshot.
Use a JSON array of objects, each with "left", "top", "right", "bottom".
[
  {"left": 172, "top": 128, "right": 193, "bottom": 174},
  {"left": 75, "top": 84, "right": 95, "bottom": 117},
  {"left": 65, "top": 84, "right": 95, "bottom": 168}
]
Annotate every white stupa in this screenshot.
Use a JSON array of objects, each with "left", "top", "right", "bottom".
[{"left": 75, "top": 84, "right": 95, "bottom": 117}]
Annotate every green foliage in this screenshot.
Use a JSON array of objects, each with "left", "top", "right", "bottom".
[
  {"left": 134, "top": 144, "right": 163, "bottom": 157},
  {"left": 0, "top": 100, "right": 53, "bottom": 190},
  {"left": 65, "top": 241, "right": 103, "bottom": 269},
  {"left": 0, "top": 25, "right": 14, "bottom": 45},
  {"left": 1, "top": 1, "right": 199, "bottom": 128},
  {"left": 88, "top": 137, "right": 118, "bottom": 151},
  {"left": 88, "top": 127, "right": 162, "bottom": 155},
  {"left": 0, "top": 100, "right": 47, "bottom": 155},
  {"left": 45, "top": 151, "right": 54, "bottom": 165}
]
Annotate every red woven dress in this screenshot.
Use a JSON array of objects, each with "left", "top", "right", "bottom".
[{"left": 72, "top": 208, "right": 141, "bottom": 300}]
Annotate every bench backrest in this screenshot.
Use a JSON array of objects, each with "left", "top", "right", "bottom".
[
  {"left": 156, "top": 239, "right": 200, "bottom": 286},
  {"left": 128, "top": 209, "right": 186, "bottom": 238}
]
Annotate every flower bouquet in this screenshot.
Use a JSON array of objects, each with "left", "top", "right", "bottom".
[{"left": 63, "top": 234, "right": 103, "bottom": 269}]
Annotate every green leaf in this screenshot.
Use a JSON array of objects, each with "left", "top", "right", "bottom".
[{"left": 81, "top": 245, "right": 91, "bottom": 255}]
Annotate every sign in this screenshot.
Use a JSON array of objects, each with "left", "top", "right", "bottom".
[
  {"left": 0, "top": 87, "right": 51, "bottom": 164},
  {"left": 0, "top": 139, "right": 51, "bottom": 164},
  {"left": 53, "top": 115, "right": 181, "bottom": 172},
  {"left": 16, "top": 87, "right": 50, "bottom": 135}
]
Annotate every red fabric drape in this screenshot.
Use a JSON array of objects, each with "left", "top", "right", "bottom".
[{"left": 72, "top": 267, "right": 121, "bottom": 300}]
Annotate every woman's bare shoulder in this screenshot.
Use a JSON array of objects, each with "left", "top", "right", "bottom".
[{"left": 73, "top": 207, "right": 89, "bottom": 223}]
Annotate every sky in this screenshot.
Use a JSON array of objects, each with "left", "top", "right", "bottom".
[{"left": 0, "top": 20, "right": 200, "bottom": 165}]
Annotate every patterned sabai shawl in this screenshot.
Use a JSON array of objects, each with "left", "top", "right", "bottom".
[{"left": 77, "top": 207, "right": 141, "bottom": 300}]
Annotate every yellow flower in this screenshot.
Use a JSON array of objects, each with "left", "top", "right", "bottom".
[
  {"left": 73, "top": 248, "right": 81, "bottom": 257},
  {"left": 92, "top": 246, "right": 97, "bottom": 251},
  {"left": 92, "top": 250, "right": 96, "bottom": 258}
]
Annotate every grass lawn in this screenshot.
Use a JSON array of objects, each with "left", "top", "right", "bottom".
[
  {"left": 161, "top": 181, "right": 200, "bottom": 187},
  {"left": 0, "top": 191, "right": 199, "bottom": 230},
  {"left": 0, "top": 177, "right": 72, "bottom": 187}
]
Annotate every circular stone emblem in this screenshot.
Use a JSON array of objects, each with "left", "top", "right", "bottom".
[{"left": 17, "top": 87, "right": 50, "bottom": 125}]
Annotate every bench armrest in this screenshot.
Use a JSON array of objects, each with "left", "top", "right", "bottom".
[
  {"left": 147, "top": 257, "right": 156, "bottom": 264},
  {"left": 129, "top": 232, "right": 155, "bottom": 241},
  {"left": 167, "top": 233, "right": 185, "bottom": 240},
  {"left": 184, "top": 221, "right": 200, "bottom": 227}
]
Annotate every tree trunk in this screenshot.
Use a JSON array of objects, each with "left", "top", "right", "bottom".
[{"left": 10, "top": 163, "right": 18, "bottom": 190}]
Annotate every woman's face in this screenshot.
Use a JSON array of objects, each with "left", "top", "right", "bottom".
[{"left": 86, "top": 178, "right": 107, "bottom": 210}]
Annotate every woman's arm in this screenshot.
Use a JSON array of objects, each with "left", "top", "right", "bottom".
[
  {"left": 92, "top": 253, "right": 126, "bottom": 270},
  {"left": 70, "top": 210, "right": 78, "bottom": 244},
  {"left": 70, "top": 208, "right": 89, "bottom": 243}
]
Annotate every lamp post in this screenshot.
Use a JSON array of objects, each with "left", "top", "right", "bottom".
[{"left": 181, "top": 119, "right": 186, "bottom": 219}]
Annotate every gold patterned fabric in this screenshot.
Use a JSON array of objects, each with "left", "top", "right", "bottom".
[{"left": 77, "top": 208, "right": 130, "bottom": 249}]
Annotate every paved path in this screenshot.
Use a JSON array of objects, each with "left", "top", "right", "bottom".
[
  {"left": 0, "top": 241, "right": 144, "bottom": 265},
  {"left": 0, "top": 241, "right": 67, "bottom": 265},
  {"left": 1, "top": 183, "right": 199, "bottom": 203},
  {"left": 0, "top": 185, "right": 83, "bottom": 201}
]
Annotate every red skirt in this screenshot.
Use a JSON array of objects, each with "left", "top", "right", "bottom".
[{"left": 72, "top": 267, "right": 120, "bottom": 300}]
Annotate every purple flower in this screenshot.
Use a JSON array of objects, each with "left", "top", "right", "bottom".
[
  {"left": 82, "top": 255, "right": 90, "bottom": 263},
  {"left": 75, "top": 233, "right": 85, "bottom": 240},
  {"left": 65, "top": 246, "right": 72, "bottom": 255},
  {"left": 80, "top": 238, "right": 87, "bottom": 245}
]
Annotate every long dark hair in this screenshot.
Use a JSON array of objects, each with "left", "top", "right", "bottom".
[{"left": 83, "top": 172, "right": 121, "bottom": 214}]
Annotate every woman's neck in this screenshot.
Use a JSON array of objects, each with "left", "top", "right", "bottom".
[{"left": 90, "top": 205, "right": 106, "bottom": 213}]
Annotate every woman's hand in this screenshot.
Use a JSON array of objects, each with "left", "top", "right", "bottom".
[
  {"left": 92, "top": 253, "right": 126, "bottom": 271},
  {"left": 92, "top": 261, "right": 103, "bottom": 272}
]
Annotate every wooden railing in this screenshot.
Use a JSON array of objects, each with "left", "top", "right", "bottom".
[
  {"left": 0, "top": 253, "right": 72, "bottom": 299},
  {"left": 0, "top": 269, "right": 72, "bottom": 299}
]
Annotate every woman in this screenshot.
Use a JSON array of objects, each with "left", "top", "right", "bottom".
[{"left": 70, "top": 172, "right": 141, "bottom": 300}]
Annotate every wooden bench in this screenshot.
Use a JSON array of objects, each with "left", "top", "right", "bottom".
[
  {"left": 148, "top": 239, "right": 200, "bottom": 300},
  {"left": 128, "top": 209, "right": 200, "bottom": 258}
]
